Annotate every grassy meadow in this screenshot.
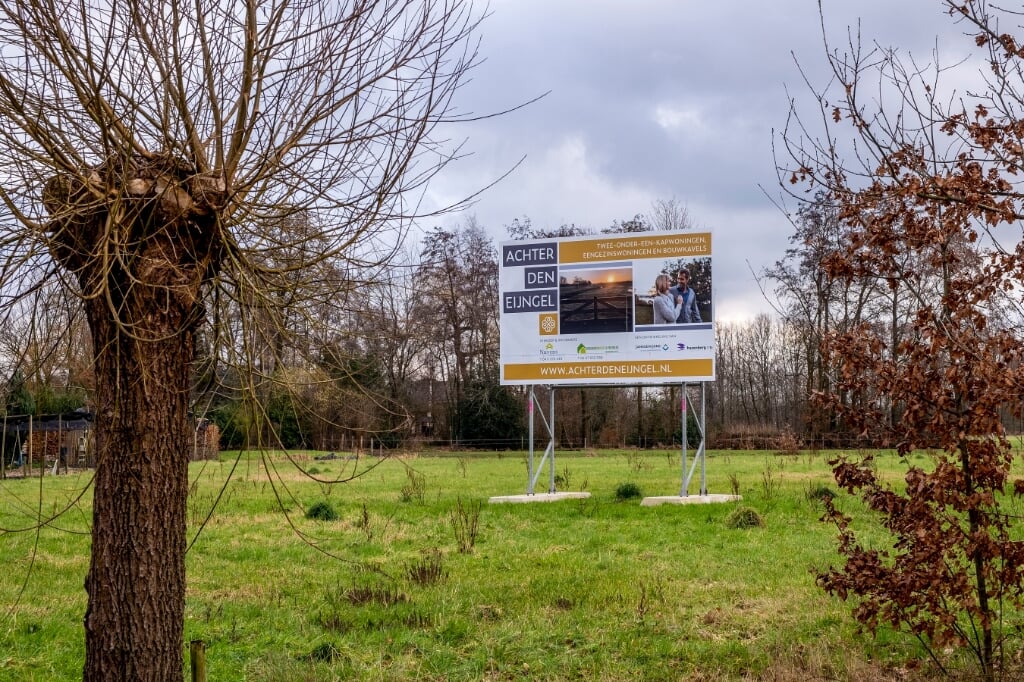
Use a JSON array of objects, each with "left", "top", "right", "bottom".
[{"left": 0, "top": 447, "right": 1016, "bottom": 681}]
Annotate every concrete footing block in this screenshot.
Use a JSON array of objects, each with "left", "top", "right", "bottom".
[
  {"left": 640, "top": 494, "right": 741, "bottom": 506},
  {"left": 488, "top": 492, "right": 592, "bottom": 504}
]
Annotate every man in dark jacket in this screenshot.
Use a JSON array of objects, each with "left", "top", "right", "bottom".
[{"left": 669, "top": 269, "right": 701, "bottom": 323}]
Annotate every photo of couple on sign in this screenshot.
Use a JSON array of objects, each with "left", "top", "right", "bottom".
[
  {"left": 635, "top": 257, "right": 712, "bottom": 328},
  {"left": 555, "top": 257, "right": 711, "bottom": 333}
]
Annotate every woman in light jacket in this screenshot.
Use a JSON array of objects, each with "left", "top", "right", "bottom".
[{"left": 652, "top": 273, "right": 682, "bottom": 324}]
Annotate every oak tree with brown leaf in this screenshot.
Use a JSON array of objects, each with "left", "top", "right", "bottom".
[{"left": 782, "top": 2, "right": 1024, "bottom": 678}]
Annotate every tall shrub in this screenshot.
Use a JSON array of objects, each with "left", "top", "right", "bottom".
[{"left": 782, "top": 2, "right": 1024, "bottom": 678}]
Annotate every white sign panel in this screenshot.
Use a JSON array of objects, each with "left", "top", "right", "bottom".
[{"left": 499, "top": 231, "right": 715, "bottom": 386}]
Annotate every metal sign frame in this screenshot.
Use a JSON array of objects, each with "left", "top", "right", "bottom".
[
  {"left": 526, "top": 385, "right": 557, "bottom": 494},
  {"left": 680, "top": 381, "right": 707, "bottom": 496},
  {"left": 518, "top": 381, "right": 710, "bottom": 499}
]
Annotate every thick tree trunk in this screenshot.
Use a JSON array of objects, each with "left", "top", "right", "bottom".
[
  {"left": 42, "top": 154, "right": 223, "bottom": 682},
  {"left": 83, "top": 295, "right": 193, "bottom": 681}
]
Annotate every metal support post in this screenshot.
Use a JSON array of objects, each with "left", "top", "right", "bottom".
[
  {"left": 700, "top": 382, "right": 707, "bottom": 495},
  {"left": 526, "top": 386, "right": 558, "bottom": 495},
  {"left": 527, "top": 385, "right": 535, "bottom": 492},
  {"left": 680, "top": 382, "right": 707, "bottom": 496},
  {"left": 679, "top": 382, "right": 688, "bottom": 497},
  {"left": 548, "top": 388, "right": 556, "bottom": 494}
]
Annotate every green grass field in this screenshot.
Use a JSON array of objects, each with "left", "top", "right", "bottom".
[{"left": 0, "top": 448, "right": 1012, "bottom": 680}]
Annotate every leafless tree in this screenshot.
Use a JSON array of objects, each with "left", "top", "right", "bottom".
[
  {"left": 415, "top": 219, "right": 499, "bottom": 436},
  {"left": 0, "top": 0, "right": 484, "bottom": 679},
  {"left": 648, "top": 196, "right": 693, "bottom": 232}
]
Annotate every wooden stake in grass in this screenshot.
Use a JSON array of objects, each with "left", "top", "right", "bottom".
[{"left": 190, "top": 640, "right": 206, "bottom": 682}]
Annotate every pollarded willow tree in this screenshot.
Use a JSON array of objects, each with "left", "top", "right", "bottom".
[
  {"left": 0, "top": 1, "right": 484, "bottom": 679},
  {"left": 781, "top": 1, "right": 1024, "bottom": 678}
]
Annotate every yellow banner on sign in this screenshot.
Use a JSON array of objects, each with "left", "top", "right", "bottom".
[
  {"left": 503, "top": 359, "right": 713, "bottom": 382},
  {"left": 559, "top": 232, "right": 712, "bottom": 264}
]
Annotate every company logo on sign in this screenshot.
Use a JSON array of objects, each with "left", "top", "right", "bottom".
[
  {"left": 577, "top": 344, "right": 619, "bottom": 355},
  {"left": 539, "top": 313, "right": 558, "bottom": 336},
  {"left": 539, "top": 342, "right": 559, "bottom": 358}
]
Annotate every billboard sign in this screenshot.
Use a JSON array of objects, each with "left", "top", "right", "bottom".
[{"left": 499, "top": 231, "right": 715, "bottom": 385}]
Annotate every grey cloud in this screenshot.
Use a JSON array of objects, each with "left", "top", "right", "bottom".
[{"left": 428, "top": 0, "right": 967, "bottom": 315}]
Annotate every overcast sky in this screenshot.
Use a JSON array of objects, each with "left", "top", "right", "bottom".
[{"left": 419, "top": 0, "right": 975, "bottom": 321}]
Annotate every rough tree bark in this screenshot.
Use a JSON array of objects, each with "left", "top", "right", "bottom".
[{"left": 44, "top": 154, "right": 224, "bottom": 680}]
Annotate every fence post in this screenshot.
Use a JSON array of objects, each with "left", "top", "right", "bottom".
[
  {"left": 25, "top": 416, "right": 32, "bottom": 477},
  {"left": 190, "top": 640, "right": 206, "bottom": 682}
]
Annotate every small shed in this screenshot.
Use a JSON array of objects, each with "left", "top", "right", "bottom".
[
  {"left": 1, "top": 412, "right": 219, "bottom": 471},
  {"left": 193, "top": 418, "right": 220, "bottom": 461},
  {"left": 1, "top": 410, "right": 93, "bottom": 469}
]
